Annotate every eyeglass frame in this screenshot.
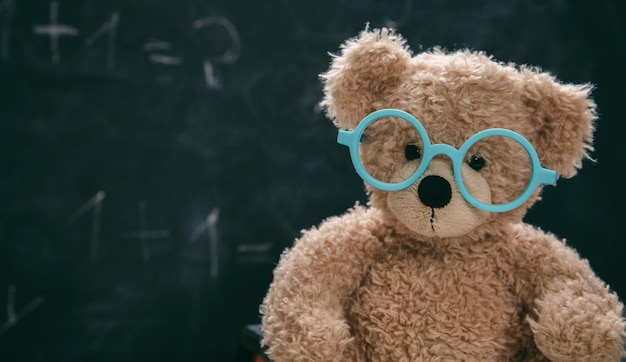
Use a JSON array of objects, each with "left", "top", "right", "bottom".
[{"left": 336, "top": 109, "right": 558, "bottom": 213}]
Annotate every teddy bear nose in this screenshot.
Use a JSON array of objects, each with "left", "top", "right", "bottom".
[{"left": 418, "top": 175, "right": 452, "bottom": 209}]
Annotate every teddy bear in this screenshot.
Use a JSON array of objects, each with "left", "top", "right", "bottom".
[{"left": 260, "top": 27, "right": 626, "bottom": 361}]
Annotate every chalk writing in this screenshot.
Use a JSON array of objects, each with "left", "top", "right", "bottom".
[
  {"left": 68, "top": 190, "right": 106, "bottom": 260},
  {"left": 149, "top": 53, "right": 183, "bottom": 65},
  {"left": 32, "top": 0, "right": 79, "bottom": 64},
  {"left": 0, "top": 0, "right": 14, "bottom": 61},
  {"left": 237, "top": 242, "right": 274, "bottom": 264},
  {"left": 2, "top": 3, "right": 244, "bottom": 89},
  {"left": 143, "top": 38, "right": 182, "bottom": 65},
  {"left": 85, "top": 11, "right": 120, "bottom": 71},
  {"left": 142, "top": 39, "right": 172, "bottom": 51},
  {"left": 0, "top": 285, "right": 45, "bottom": 335},
  {"left": 122, "top": 200, "right": 170, "bottom": 262},
  {"left": 237, "top": 242, "right": 272, "bottom": 254},
  {"left": 189, "top": 207, "right": 220, "bottom": 278},
  {"left": 192, "top": 16, "right": 241, "bottom": 64},
  {"left": 193, "top": 16, "right": 241, "bottom": 89},
  {"left": 202, "top": 60, "right": 220, "bottom": 89}
]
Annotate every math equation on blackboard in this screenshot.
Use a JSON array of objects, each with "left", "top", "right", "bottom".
[{"left": 0, "top": 0, "right": 242, "bottom": 89}]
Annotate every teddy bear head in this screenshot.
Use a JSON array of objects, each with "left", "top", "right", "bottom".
[{"left": 321, "top": 28, "right": 595, "bottom": 241}]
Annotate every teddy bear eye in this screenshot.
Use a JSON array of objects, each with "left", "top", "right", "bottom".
[
  {"left": 467, "top": 154, "right": 485, "bottom": 171},
  {"left": 404, "top": 144, "right": 421, "bottom": 161}
]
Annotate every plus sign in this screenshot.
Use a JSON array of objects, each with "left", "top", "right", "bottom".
[
  {"left": 122, "top": 200, "right": 170, "bottom": 262},
  {"left": 33, "top": 0, "right": 79, "bottom": 64}
]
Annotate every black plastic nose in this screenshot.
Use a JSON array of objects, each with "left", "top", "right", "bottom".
[{"left": 418, "top": 175, "right": 452, "bottom": 209}]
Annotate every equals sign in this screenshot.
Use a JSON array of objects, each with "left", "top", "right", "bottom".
[{"left": 143, "top": 39, "right": 182, "bottom": 65}]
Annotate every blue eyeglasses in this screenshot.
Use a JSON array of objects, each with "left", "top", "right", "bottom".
[{"left": 337, "top": 109, "right": 558, "bottom": 213}]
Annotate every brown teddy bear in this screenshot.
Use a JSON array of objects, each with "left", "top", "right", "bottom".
[{"left": 260, "top": 27, "right": 626, "bottom": 361}]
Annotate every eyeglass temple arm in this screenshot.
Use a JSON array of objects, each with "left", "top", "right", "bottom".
[
  {"left": 537, "top": 167, "right": 558, "bottom": 186},
  {"left": 337, "top": 129, "right": 354, "bottom": 146}
]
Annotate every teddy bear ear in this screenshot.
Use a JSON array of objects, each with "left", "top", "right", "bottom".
[
  {"left": 320, "top": 27, "right": 412, "bottom": 130},
  {"left": 520, "top": 68, "right": 596, "bottom": 179}
]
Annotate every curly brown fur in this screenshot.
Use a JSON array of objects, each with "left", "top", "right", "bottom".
[{"left": 261, "top": 27, "right": 625, "bottom": 361}]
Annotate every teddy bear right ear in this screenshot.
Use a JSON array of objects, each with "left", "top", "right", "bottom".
[
  {"left": 320, "top": 27, "right": 412, "bottom": 130},
  {"left": 519, "top": 67, "right": 596, "bottom": 179}
]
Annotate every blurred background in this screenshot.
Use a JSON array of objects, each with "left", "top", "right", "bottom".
[{"left": 0, "top": 0, "right": 624, "bottom": 360}]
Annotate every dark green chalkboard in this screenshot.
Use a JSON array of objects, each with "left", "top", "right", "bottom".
[{"left": 0, "top": 0, "right": 624, "bottom": 360}]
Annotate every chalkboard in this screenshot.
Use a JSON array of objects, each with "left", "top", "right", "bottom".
[{"left": 0, "top": 0, "right": 624, "bottom": 360}]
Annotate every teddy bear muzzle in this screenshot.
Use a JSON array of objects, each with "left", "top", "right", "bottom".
[{"left": 386, "top": 158, "right": 491, "bottom": 238}]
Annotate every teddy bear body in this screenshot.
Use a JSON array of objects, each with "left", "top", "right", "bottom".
[
  {"left": 350, "top": 216, "right": 531, "bottom": 361},
  {"left": 261, "top": 28, "right": 625, "bottom": 361},
  {"left": 346, "top": 209, "right": 575, "bottom": 361}
]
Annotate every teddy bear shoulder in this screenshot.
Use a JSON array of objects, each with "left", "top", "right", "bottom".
[
  {"left": 269, "top": 204, "right": 387, "bottom": 290},
  {"left": 496, "top": 223, "right": 598, "bottom": 286},
  {"left": 295, "top": 203, "right": 387, "bottom": 251}
]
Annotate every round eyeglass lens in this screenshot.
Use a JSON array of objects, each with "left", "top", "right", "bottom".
[
  {"left": 358, "top": 116, "right": 424, "bottom": 185},
  {"left": 461, "top": 135, "right": 533, "bottom": 205}
]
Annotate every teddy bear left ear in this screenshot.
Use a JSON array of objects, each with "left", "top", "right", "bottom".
[
  {"left": 520, "top": 68, "right": 596, "bottom": 179},
  {"left": 320, "top": 27, "right": 412, "bottom": 130}
]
